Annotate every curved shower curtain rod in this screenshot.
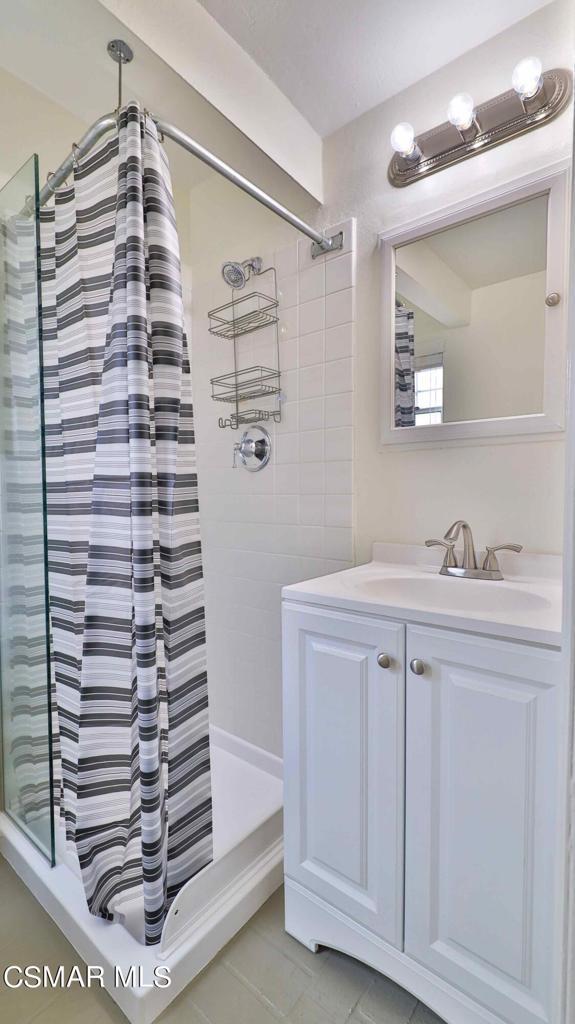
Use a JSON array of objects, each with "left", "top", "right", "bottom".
[{"left": 36, "top": 110, "right": 343, "bottom": 258}]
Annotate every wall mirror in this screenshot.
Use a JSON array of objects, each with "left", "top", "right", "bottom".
[{"left": 379, "top": 168, "right": 568, "bottom": 446}]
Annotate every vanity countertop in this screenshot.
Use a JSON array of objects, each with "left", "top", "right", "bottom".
[{"left": 282, "top": 543, "right": 562, "bottom": 647}]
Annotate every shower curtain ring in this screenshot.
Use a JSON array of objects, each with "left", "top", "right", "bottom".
[{"left": 72, "top": 143, "right": 81, "bottom": 170}]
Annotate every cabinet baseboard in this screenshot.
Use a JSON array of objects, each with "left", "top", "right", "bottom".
[{"left": 284, "top": 877, "right": 505, "bottom": 1024}]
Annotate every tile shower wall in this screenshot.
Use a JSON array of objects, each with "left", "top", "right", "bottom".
[{"left": 192, "top": 220, "right": 356, "bottom": 756}]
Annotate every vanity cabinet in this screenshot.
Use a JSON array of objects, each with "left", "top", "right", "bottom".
[
  {"left": 283, "top": 601, "right": 562, "bottom": 1024},
  {"left": 282, "top": 604, "right": 405, "bottom": 949}
]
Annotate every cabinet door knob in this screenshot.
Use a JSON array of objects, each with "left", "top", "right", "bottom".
[
  {"left": 377, "top": 652, "right": 391, "bottom": 669},
  {"left": 410, "top": 658, "right": 426, "bottom": 675}
]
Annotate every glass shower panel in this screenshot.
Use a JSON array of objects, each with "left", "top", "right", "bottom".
[{"left": 0, "top": 155, "right": 54, "bottom": 861}]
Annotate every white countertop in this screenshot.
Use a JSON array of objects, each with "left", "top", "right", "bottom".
[{"left": 282, "top": 543, "right": 562, "bottom": 647}]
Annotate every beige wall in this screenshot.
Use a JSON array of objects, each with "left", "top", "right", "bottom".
[
  {"left": 322, "top": 0, "right": 573, "bottom": 560},
  {"left": 437, "top": 271, "right": 545, "bottom": 423},
  {"left": 0, "top": 65, "right": 87, "bottom": 190}
]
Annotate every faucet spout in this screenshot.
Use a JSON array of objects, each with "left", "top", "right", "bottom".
[{"left": 443, "top": 520, "right": 477, "bottom": 570}]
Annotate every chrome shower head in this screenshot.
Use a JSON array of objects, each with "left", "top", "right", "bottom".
[{"left": 221, "top": 257, "right": 263, "bottom": 289}]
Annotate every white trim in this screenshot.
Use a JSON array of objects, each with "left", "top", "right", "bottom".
[
  {"left": 379, "top": 164, "right": 570, "bottom": 449},
  {"left": 285, "top": 878, "right": 506, "bottom": 1024},
  {"left": 210, "top": 724, "right": 283, "bottom": 779},
  {"left": 560, "top": 129, "right": 575, "bottom": 1024}
]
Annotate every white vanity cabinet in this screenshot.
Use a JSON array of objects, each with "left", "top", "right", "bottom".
[
  {"left": 283, "top": 597, "right": 562, "bottom": 1024},
  {"left": 282, "top": 603, "right": 405, "bottom": 949}
]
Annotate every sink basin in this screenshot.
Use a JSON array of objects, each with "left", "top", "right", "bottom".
[{"left": 351, "top": 574, "right": 552, "bottom": 614}]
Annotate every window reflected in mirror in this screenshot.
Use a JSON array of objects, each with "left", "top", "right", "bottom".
[{"left": 393, "top": 192, "right": 548, "bottom": 427}]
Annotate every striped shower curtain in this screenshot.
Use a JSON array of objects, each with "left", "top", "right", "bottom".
[
  {"left": 40, "top": 103, "right": 212, "bottom": 945},
  {"left": 394, "top": 305, "right": 416, "bottom": 427}
]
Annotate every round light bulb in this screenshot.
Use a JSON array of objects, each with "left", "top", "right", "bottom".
[
  {"left": 512, "top": 56, "right": 543, "bottom": 100},
  {"left": 447, "top": 93, "right": 476, "bottom": 131},
  {"left": 390, "top": 122, "right": 416, "bottom": 158}
]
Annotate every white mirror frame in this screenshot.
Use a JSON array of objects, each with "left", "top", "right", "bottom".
[{"left": 379, "top": 164, "right": 569, "bottom": 448}]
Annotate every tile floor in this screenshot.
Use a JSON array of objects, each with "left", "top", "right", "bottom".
[{"left": 0, "top": 856, "right": 444, "bottom": 1024}]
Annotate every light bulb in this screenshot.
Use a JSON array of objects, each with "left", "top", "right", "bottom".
[
  {"left": 447, "top": 93, "right": 476, "bottom": 131},
  {"left": 390, "top": 122, "right": 417, "bottom": 158},
  {"left": 512, "top": 56, "right": 543, "bottom": 100}
]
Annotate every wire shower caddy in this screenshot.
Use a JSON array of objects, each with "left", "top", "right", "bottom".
[{"left": 208, "top": 266, "right": 282, "bottom": 429}]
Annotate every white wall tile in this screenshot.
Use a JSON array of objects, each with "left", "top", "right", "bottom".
[
  {"left": 280, "top": 305, "right": 298, "bottom": 341},
  {"left": 299, "top": 263, "right": 325, "bottom": 303},
  {"left": 276, "top": 432, "right": 300, "bottom": 464},
  {"left": 325, "top": 392, "right": 353, "bottom": 428},
  {"left": 299, "top": 331, "right": 324, "bottom": 368},
  {"left": 300, "top": 461, "right": 325, "bottom": 494},
  {"left": 325, "top": 494, "right": 353, "bottom": 528},
  {"left": 274, "top": 494, "right": 299, "bottom": 525},
  {"left": 325, "top": 357, "right": 353, "bottom": 396},
  {"left": 299, "top": 363, "right": 324, "bottom": 400},
  {"left": 275, "top": 463, "right": 300, "bottom": 494},
  {"left": 195, "top": 219, "right": 355, "bottom": 758},
  {"left": 326, "top": 287, "right": 355, "bottom": 328},
  {"left": 299, "top": 494, "right": 324, "bottom": 526},
  {"left": 325, "top": 323, "right": 354, "bottom": 361},
  {"left": 279, "top": 337, "right": 298, "bottom": 371},
  {"left": 299, "top": 297, "right": 325, "bottom": 336},
  {"left": 275, "top": 243, "right": 298, "bottom": 278},
  {"left": 323, "top": 527, "right": 354, "bottom": 561},
  {"left": 300, "top": 429, "right": 324, "bottom": 463},
  {"left": 276, "top": 400, "right": 299, "bottom": 433},
  {"left": 325, "top": 464, "right": 351, "bottom": 495},
  {"left": 325, "top": 426, "right": 353, "bottom": 461},
  {"left": 299, "top": 397, "right": 324, "bottom": 431},
  {"left": 282, "top": 368, "right": 299, "bottom": 402},
  {"left": 326, "top": 252, "right": 355, "bottom": 294},
  {"left": 298, "top": 236, "right": 320, "bottom": 272},
  {"left": 278, "top": 273, "right": 298, "bottom": 309}
]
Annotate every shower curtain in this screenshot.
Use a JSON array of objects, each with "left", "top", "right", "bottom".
[
  {"left": 394, "top": 305, "right": 416, "bottom": 426},
  {"left": 40, "top": 102, "right": 212, "bottom": 945}
]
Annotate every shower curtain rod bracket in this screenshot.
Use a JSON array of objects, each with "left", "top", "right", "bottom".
[{"left": 311, "top": 230, "right": 344, "bottom": 258}]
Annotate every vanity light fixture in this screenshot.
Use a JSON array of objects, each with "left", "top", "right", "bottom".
[
  {"left": 447, "top": 92, "right": 477, "bottom": 132},
  {"left": 512, "top": 56, "right": 543, "bottom": 101},
  {"left": 388, "top": 60, "right": 571, "bottom": 188},
  {"left": 390, "top": 122, "right": 421, "bottom": 162}
]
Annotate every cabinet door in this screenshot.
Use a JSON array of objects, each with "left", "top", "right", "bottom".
[
  {"left": 283, "top": 602, "right": 405, "bottom": 948},
  {"left": 405, "top": 625, "right": 560, "bottom": 1024}
]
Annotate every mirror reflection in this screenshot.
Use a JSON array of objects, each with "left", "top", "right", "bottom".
[{"left": 394, "top": 193, "right": 548, "bottom": 427}]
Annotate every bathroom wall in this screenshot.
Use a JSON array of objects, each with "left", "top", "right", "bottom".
[
  {"left": 179, "top": 176, "right": 355, "bottom": 755},
  {"left": 321, "top": 0, "right": 573, "bottom": 561},
  {"left": 441, "top": 271, "right": 545, "bottom": 423},
  {"left": 0, "top": 65, "right": 87, "bottom": 189}
]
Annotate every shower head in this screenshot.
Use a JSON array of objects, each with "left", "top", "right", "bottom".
[{"left": 221, "top": 257, "right": 263, "bottom": 290}]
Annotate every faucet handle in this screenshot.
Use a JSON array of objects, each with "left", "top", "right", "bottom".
[
  {"left": 425, "top": 538, "right": 457, "bottom": 568},
  {"left": 482, "top": 543, "right": 523, "bottom": 572}
]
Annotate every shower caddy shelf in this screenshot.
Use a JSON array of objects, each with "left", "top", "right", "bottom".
[{"left": 208, "top": 266, "right": 282, "bottom": 430}]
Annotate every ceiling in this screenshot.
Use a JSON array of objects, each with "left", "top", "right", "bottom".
[
  {"left": 198, "top": 0, "right": 552, "bottom": 136},
  {"left": 424, "top": 194, "right": 548, "bottom": 289},
  {"left": 0, "top": 0, "right": 317, "bottom": 207}
]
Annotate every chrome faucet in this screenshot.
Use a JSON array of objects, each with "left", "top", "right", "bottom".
[
  {"left": 443, "top": 520, "right": 477, "bottom": 569},
  {"left": 426, "top": 520, "right": 522, "bottom": 580}
]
